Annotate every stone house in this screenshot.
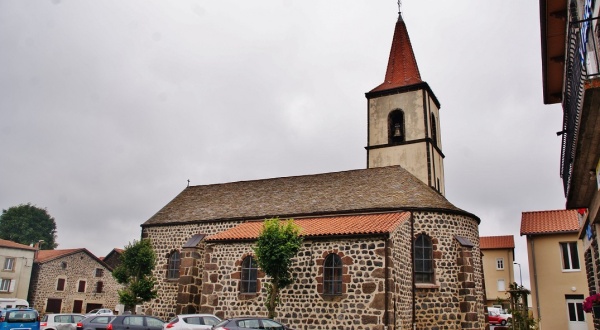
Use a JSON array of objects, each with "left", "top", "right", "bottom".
[
  {"left": 28, "top": 248, "right": 123, "bottom": 315},
  {"left": 140, "top": 12, "right": 486, "bottom": 330},
  {"left": 480, "top": 235, "right": 515, "bottom": 307},
  {"left": 0, "top": 239, "right": 36, "bottom": 301},
  {"left": 102, "top": 248, "right": 124, "bottom": 270}
]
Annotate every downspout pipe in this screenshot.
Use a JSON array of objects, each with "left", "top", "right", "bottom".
[
  {"left": 385, "top": 236, "right": 390, "bottom": 329},
  {"left": 531, "top": 238, "right": 541, "bottom": 324},
  {"left": 411, "top": 212, "right": 416, "bottom": 328}
]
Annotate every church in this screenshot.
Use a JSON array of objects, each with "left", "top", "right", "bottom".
[{"left": 140, "top": 12, "right": 485, "bottom": 330}]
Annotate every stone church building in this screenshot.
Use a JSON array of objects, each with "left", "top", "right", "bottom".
[{"left": 141, "top": 13, "right": 486, "bottom": 330}]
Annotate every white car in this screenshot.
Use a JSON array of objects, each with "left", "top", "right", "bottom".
[
  {"left": 164, "top": 314, "right": 221, "bottom": 330},
  {"left": 85, "top": 309, "right": 114, "bottom": 316},
  {"left": 41, "top": 313, "right": 86, "bottom": 330}
]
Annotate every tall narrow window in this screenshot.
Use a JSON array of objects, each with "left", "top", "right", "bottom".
[
  {"left": 240, "top": 256, "right": 258, "bottom": 293},
  {"left": 3, "top": 258, "right": 14, "bottom": 271},
  {"left": 389, "top": 110, "right": 405, "bottom": 143},
  {"left": 496, "top": 258, "right": 504, "bottom": 270},
  {"left": 77, "top": 280, "right": 86, "bottom": 293},
  {"left": 414, "top": 235, "right": 433, "bottom": 283},
  {"left": 431, "top": 113, "right": 438, "bottom": 145},
  {"left": 323, "top": 254, "right": 343, "bottom": 295},
  {"left": 167, "top": 251, "right": 181, "bottom": 279},
  {"left": 560, "top": 242, "right": 580, "bottom": 270},
  {"left": 56, "top": 278, "right": 66, "bottom": 291},
  {"left": 95, "top": 281, "right": 103, "bottom": 293}
]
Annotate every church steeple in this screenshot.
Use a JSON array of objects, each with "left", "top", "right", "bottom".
[
  {"left": 365, "top": 12, "right": 446, "bottom": 195},
  {"left": 371, "top": 12, "right": 422, "bottom": 92}
]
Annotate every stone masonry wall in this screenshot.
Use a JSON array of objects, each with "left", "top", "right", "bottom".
[
  {"left": 201, "top": 237, "right": 389, "bottom": 330},
  {"left": 141, "top": 221, "right": 242, "bottom": 319},
  {"left": 28, "top": 251, "right": 122, "bottom": 316},
  {"left": 411, "top": 211, "right": 485, "bottom": 329},
  {"left": 389, "top": 216, "right": 413, "bottom": 330}
]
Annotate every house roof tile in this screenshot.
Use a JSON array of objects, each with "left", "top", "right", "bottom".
[
  {"left": 520, "top": 209, "right": 580, "bottom": 235},
  {"left": 480, "top": 235, "right": 515, "bottom": 249},
  {"left": 0, "top": 239, "right": 36, "bottom": 251},
  {"left": 206, "top": 212, "right": 411, "bottom": 241},
  {"left": 370, "top": 13, "right": 422, "bottom": 92},
  {"left": 143, "top": 166, "right": 476, "bottom": 226}
]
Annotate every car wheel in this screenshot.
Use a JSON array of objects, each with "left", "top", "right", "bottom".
[{"left": 501, "top": 320, "right": 507, "bottom": 326}]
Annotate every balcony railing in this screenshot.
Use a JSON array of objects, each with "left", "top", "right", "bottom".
[{"left": 562, "top": 16, "right": 600, "bottom": 196}]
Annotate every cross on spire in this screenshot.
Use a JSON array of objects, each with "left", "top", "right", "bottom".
[{"left": 397, "top": 0, "right": 402, "bottom": 14}]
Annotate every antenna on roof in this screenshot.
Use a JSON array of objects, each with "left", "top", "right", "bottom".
[{"left": 187, "top": 179, "right": 190, "bottom": 187}]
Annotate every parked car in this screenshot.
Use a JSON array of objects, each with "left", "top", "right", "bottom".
[
  {"left": 41, "top": 314, "right": 85, "bottom": 330},
  {"left": 212, "top": 317, "right": 292, "bottom": 330},
  {"left": 488, "top": 311, "right": 510, "bottom": 326},
  {"left": 164, "top": 314, "right": 220, "bottom": 330},
  {"left": 76, "top": 315, "right": 115, "bottom": 330},
  {"left": 106, "top": 315, "right": 165, "bottom": 330},
  {"left": 85, "top": 310, "right": 113, "bottom": 317},
  {"left": 0, "top": 308, "right": 40, "bottom": 330}
]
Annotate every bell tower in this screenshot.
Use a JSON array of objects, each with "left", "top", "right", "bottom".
[{"left": 365, "top": 12, "right": 445, "bottom": 195}]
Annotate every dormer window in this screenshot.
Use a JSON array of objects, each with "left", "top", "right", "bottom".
[{"left": 389, "top": 110, "right": 405, "bottom": 143}]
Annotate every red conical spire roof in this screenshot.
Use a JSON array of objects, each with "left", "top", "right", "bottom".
[{"left": 371, "top": 13, "right": 422, "bottom": 92}]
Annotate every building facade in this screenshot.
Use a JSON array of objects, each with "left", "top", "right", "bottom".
[
  {"left": 0, "top": 239, "right": 36, "bottom": 301},
  {"left": 521, "top": 209, "right": 593, "bottom": 330},
  {"left": 480, "top": 235, "right": 515, "bottom": 307},
  {"left": 539, "top": 0, "right": 600, "bottom": 328},
  {"left": 28, "top": 249, "right": 122, "bottom": 315},
  {"left": 140, "top": 12, "right": 487, "bottom": 330}
]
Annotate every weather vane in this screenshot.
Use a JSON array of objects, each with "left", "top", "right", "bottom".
[{"left": 397, "top": 0, "right": 401, "bottom": 13}]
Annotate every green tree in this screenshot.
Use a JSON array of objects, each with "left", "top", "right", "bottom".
[
  {"left": 112, "top": 239, "right": 158, "bottom": 311},
  {"left": 0, "top": 203, "right": 57, "bottom": 249},
  {"left": 253, "top": 218, "right": 303, "bottom": 319}
]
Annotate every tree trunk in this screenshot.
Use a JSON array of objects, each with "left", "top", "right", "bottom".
[{"left": 267, "top": 283, "right": 279, "bottom": 319}]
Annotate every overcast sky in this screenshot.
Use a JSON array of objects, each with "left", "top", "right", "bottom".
[{"left": 0, "top": 1, "right": 565, "bottom": 290}]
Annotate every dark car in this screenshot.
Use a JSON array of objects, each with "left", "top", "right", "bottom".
[
  {"left": 212, "top": 317, "right": 291, "bottom": 330},
  {"left": 76, "top": 315, "right": 115, "bottom": 330},
  {"left": 106, "top": 316, "right": 164, "bottom": 330}
]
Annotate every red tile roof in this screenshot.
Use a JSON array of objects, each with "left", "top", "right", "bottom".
[
  {"left": 480, "top": 235, "right": 515, "bottom": 249},
  {"left": 520, "top": 209, "right": 580, "bottom": 235},
  {"left": 207, "top": 212, "right": 411, "bottom": 241},
  {"left": 370, "top": 13, "right": 422, "bottom": 92},
  {"left": 35, "top": 249, "right": 83, "bottom": 263},
  {"left": 0, "top": 239, "right": 37, "bottom": 251}
]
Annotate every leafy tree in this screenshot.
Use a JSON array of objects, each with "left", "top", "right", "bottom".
[
  {"left": 253, "top": 218, "right": 303, "bottom": 319},
  {"left": 0, "top": 203, "right": 57, "bottom": 249},
  {"left": 112, "top": 239, "right": 158, "bottom": 311}
]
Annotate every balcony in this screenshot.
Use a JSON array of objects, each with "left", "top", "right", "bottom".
[{"left": 562, "top": 15, "right": 600, "bottom": 209}]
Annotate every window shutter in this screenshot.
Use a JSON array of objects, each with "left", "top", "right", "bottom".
[{"left": 8, "top": 279, "right": 15, "bottom": 292}]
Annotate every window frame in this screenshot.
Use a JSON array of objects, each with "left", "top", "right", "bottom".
[
  {"left": 56, "top": 278, "right": 66, "bottom": 291},
  {"left": 497, "top": 279, "right": 506, "bottom": 291},
  {"left": 323, "top": 253, "right": 343, "bottom": 296},
  {"left": 560, "top": 242, "right": 581, "bottom": 271},
  {"left": 167, "top": 251, "right": 181, "bottom": 279},
  {"left": 240, "top": 256, "right": 258, "bottom": 294},
  {"left": 3, "top": 258, "right": 14, "bottom": 271},
  {"left": 414, "top": 234, "right": 434, "bottom": 284},
  {"left": 95, "top": 281, "right": 103, "bottom": 293},
  {"left": 496, "top": 257, "right": 504, "bottom": 270},
  {"left": 0, "top": 279, "right": 11, "bottom": 292},
  {"left": 77, "top": 280, "right": 86, "bottom": 293}
]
